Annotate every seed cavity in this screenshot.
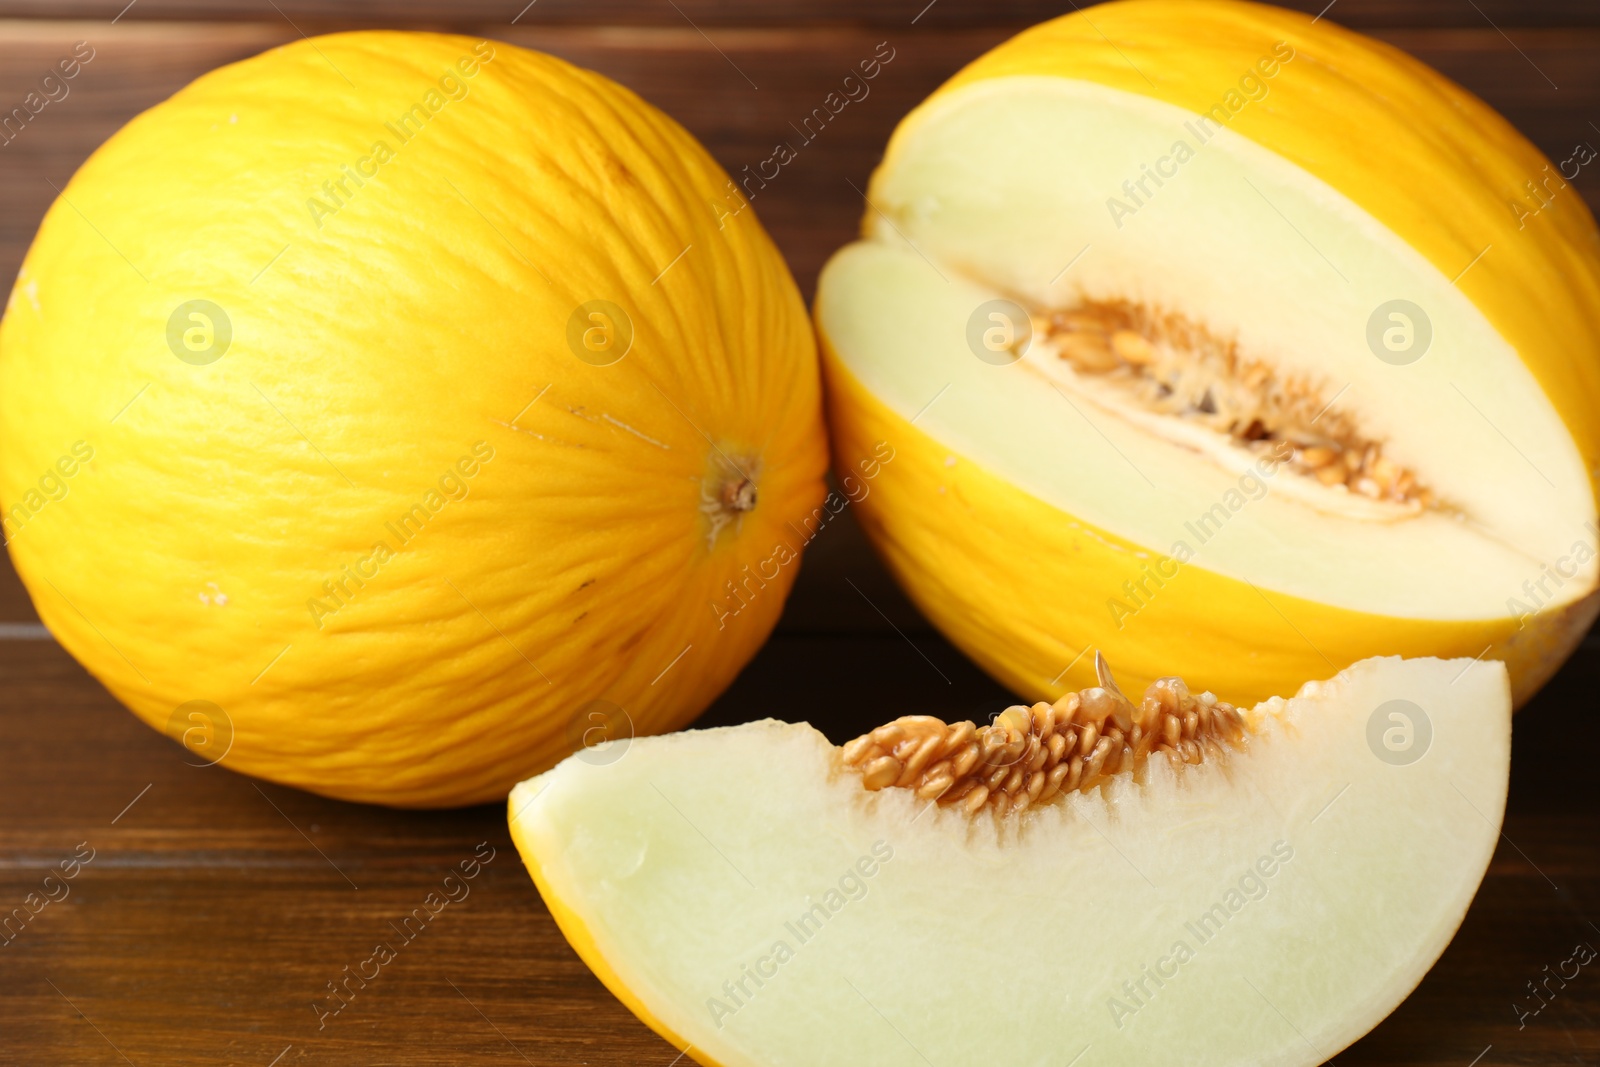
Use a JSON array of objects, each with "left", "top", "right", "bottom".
[
  {"left": 841, "top": 653, "right": 1246, "bottom": 816},
  {"left": 1035, "top": 300, "right": 1435, "bottom": 510}
]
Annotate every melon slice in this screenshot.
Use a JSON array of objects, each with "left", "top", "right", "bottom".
[
  {"left": 509, "top": 654, "right": 1510, "bottom": 1067},
  {"left": 814, "top": 1, "right": 1600, "bottom": 709}
]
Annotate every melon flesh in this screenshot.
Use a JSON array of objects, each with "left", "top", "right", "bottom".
[{"left": 509, "top": 655, "right": 1510, "bottom": 1067}]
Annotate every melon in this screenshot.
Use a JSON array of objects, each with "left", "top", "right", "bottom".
[
  {"left": 0, "top": 31, "right": 827, "bottom": 806},
  {"left": 815, "top": 0, "right": 1600, "bottom": 709},
  {"left": 510, "top": 654, "right": 1510, "bottom": 1067}
]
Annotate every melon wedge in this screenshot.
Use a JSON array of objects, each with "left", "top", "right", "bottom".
[
  {"left": 815, "top": 0, "right": 1600, "bottom": 709},
  {"left": 509, "top": 655, "right": 1510, "bottom": 1067}
]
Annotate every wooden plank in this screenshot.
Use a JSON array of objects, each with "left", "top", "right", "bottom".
[
  {"left": 1, "top": 636, "right": 1598, "bottom": 1063},
  {"left": 0, "top": 0, "right": 1598, "bottom": 29}
]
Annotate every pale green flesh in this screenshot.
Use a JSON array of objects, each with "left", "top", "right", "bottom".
[
  {"left": 816, "top": 77, "right": 1596, "bottom": 619},
  {"left": 513, "top": 656, "right": 1509, "bottom": 1067}
]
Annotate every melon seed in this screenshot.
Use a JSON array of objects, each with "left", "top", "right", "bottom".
[
  {"left": 1038, "top": 299, "right": 1437, "bottom": 510},
  {"left": 841, "top": 654, "right": 1246, "bottom": 815}
]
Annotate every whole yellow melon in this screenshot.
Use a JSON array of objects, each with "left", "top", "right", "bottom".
[
  {"left": 817, "top": 0, "right": 1600, "bottom": 711},
  {"left": 0, "top": 32, "right": 827, "bottom": 806}
]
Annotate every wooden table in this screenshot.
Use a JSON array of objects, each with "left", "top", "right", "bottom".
[{"left": 2, "top": 2, "right": 1598, "bottom": 1063}]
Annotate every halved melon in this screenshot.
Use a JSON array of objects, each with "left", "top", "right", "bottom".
[
  {"left": 816, "top": 0, "right": 1600, "bottom": 708},
  {"left": 510, "top": 654, "right": 1509, "bottom": 1066}
]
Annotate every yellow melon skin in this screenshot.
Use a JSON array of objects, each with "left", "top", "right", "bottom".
[
  {"left": 820, "top": 0, "right": 1600, "bottom": 709},
  {"left": 0, "top": 32, "right": 827, "bottom": 806}
]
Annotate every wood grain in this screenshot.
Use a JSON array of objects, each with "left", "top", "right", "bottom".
[
  {"left": 2, "top": 632, "right": 1599, "bottom": 1065},
  {"left": 1, "top": 4, "right": 1598, "bottom": 1065},
  {"left": 2, "top": 0, "right": 1600, "bottom": 28}
]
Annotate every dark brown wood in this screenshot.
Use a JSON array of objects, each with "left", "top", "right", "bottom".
[
  {"left": 2, "top": 4, "right": 1599, "bottom": 1064},
  {"left": 3, "top": 0, "right": 1600, "bottom": 29},
  {"left": 2, "top": 606, "right": 1599, "bottom": 1065}
]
